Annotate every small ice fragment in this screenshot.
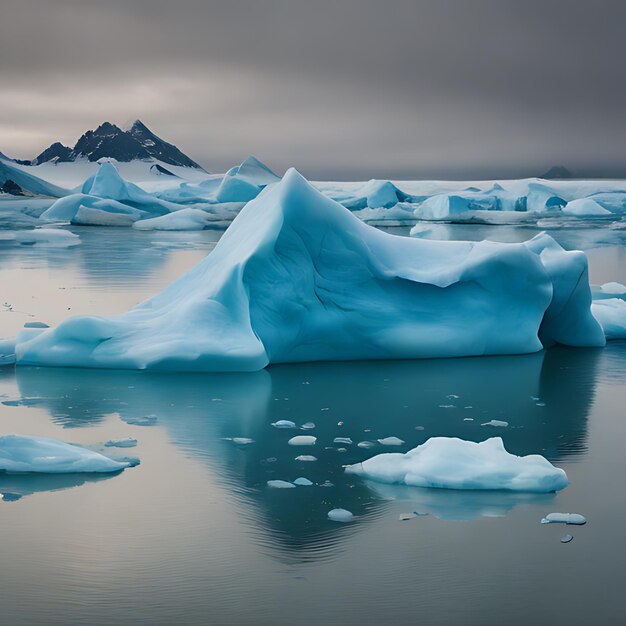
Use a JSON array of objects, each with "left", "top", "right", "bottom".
[
  {"left": 463, "top": 418, "right": 474, "bottom": 421},
  {"left": 333, "top": 437, "right": 353, "bottom": 445},
  {"left": 377, "top": 436, "right": 405, "bottom": 446},
  {"left": 319, "top": 480, "right": 334, "bottom": 487},
  {"left": 126, "top": 415, "right": 157, "bottom": 426},
  {"left": 300, "top": 422, "right": 316, "bottom": 430},
  {"left": 536, "top": 402, "right": 546, "bottom": 407},
  {"left": 481, "top": 420, "right": 509, "bottom": 427},
  {"left": 295, "top": 455, "right": 317, "bottom": 462},
  {"left": 399, "top": 513, "right": 416, "bottom": 521},
  {"left": 288, "top": 436, "right": 317, "bottom": 446},
  {"left": 561, "top": 534, "right": 574, "bottom": 543},
  {"left": 293, "top": 477, "right": 313, "bottom": 486},
  {"left": 271, "top": 420, "right": 296, "bottom": 429},
  {"left": 541, "top": 513, "right": 586, "bottom": 525},
  {"left": 337, "top": 421, "right": 344, "bottom": 426},
  {"left": 328, "top": 508, "right": 354, "bottom": 522},
  {"left": 227, "top": 437, "right": 254, "bottom": 445},
  {"left": 531, "top": 396, "right": 540, "bottom": 401},
  {"left": 267, "top": 480, "right": 296, "bottom": 489},
  {"left": 446, "top": 394, "right": 460, "bottom": 399},
  {"left": 336, "top": 447, "right": 347, "bottom": 452},
  {"left": 357, "top": 441, "right": 376, "bottom": 449},
  {"left": 439, "top": 404, "right": 456, "bottom": 409},
  {"left": 265, "top": 457, "right": 277, "bottom": 463},
  {"left": 104, "top": 438, "right": 137, "bottom": 448},
  {"left": 415, "top": 426, "right": 424, "bottom": 431},
  {"left": 321, "top": 408, "right": 330, "bottom": 411},
  {"left": 23, "top": 322, "right": 49, "bottom": 329}
]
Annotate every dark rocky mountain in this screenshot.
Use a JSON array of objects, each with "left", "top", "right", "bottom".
[
  {"left": 29, "top": 120, "right": 203, "bottom": 169},
  {"left": 0, "top": 179, "right": 26, "bottom": 195},
  {"left": 33, "top": 142, "right": 73, "bottom": 165},
  {"left": 540, "top": 165, "right": 573, "bottom": 179}
]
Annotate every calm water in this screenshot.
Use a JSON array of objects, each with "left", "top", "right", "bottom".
[{"left": 0, "top": 223, "right": 625, "bottom": 625}]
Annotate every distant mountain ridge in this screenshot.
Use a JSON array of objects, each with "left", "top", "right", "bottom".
[{"left": 27, "top": 120, "right": 203, "bottom": 169}]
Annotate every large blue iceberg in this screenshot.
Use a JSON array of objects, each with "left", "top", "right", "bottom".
[{"left": 13, "top": 169, "right": 604, "bottom": 371}]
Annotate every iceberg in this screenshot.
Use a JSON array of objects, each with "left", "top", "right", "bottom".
[
  {"left": 345, "top": 437, "right": 569, "bottom": 493},
  {"left": 0, "top": 434, "right": 133, "bottom": 474},
  {"left": 215, "top": 156, "right": 279, "bottom": 203},
  {"left": 563, "top": 198, "right": 612, "bottom": 217},
  {"left": 591, "top": 298, "right": 626, "bottom": 339},
  {"left": 339, "top": 179, "right": 419, "bottom": 210},
  {"left": 13, "top": 169, "right": 605, "bottom": 372},
  {"left": 132, "top": 208, "right": 223, "bottom": 231}
]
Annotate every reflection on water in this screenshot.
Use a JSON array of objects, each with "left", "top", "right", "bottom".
[
  {"left": 7, "top": 345, "right": 600, "bottom": 557},
  {"left": 0, "top": 472, "right": 118, "bottom": 502}
]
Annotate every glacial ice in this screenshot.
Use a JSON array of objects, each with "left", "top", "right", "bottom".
[
  {"left": 104, "top": 438, "right": 138, "bottom": 448},
  {"left": 293, "top": 477, "right": 313, "bottom": 486},
  {"left": 327, "top": 508, "right": 354, "bottom": 522},
  {"left": 345, "top": 437, "right": 569, "bottom": 493},
  {"left": 541, "top": 512, "right": 587, "bottom": 525},
  {"left": 0, "top": 434, "right": 133, "bottom": 473},
  {"left": 132, "top": 208, "right": 220, "bottom": 231},
  {"left": 563, "top": 198, "right": 612, "bottom": 217},
  {"left": 377, "top": 437, "right": 405, "bottom": 446},
  {"left": 216, "top": 157, "right": 279, "bottom": 203},
  {"left": 2, "top": 228, "right": 80, "bottom": 246},
  {"left": 288, "top": 436, "right": 317, "bottom": 446},
  {"left": 267, "top": 480, "right": 296, "bottom": 489},
  {"left": 12, "top": 169, "right": 605, "bottom": 371},
  {"left": 591, "top": 298, "right": 626, "bottom": 339}
]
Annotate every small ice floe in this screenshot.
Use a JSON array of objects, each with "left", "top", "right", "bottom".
[
  {"left": 300, "top": 422, "right": 316, "bottom": 430},
  {"left": 481, "top": 420, "right": 509, "bottom": 428},
  {"left": 267, "top": 480, "right": 296, "bottom": 489},
  {"left": 357, "top": 441, "right": 376, "bottom": 449},
  {"left": 377, "top": 436, "right": 405, "bottom": 446},
  {"left": 0, "top": 434, "right": 133, "bottom": 474},
  {"left": 346, "top": 437, "right": 568, "bottom": 493},
  {"left": 333, "top": 437, "right": 353, "bottom": 445},
  {"left": 541, "top": 512, "right": 586, "bottom": 525},
  {"left": 446, "top": 394, "right": 460, "bottom": 400},
  {"left": 224, "top": 437, "right": 255, "bottom": 445},
  {"left": 327, "top": 508, "right": 354, "bottom": 523},
  {"left": 288, "top": 436, "right": 317, "bottom": 446},
  {"left": 23, "top": 322, "right": 49, "bottom": 329},
  {"left": 295, "top": 455, "right": 317, "bottom": 462},
  {"left": 293, "top": 477, "right": 313, "bottom": 486},
  {"left": 271, "top": 420, "right": 296, "bottom": 429},
  {"left": 463, "top": 418, "right": 474, "bottom": 422},
  {"left": 415, "top": 426, "right": 425, "bottom": 431},
  {"left": 399, "top": 513, "right": 417, "bottom": 521},
  {"left": 104, "top": 438, "right": 137, "bottom": 448},
  {"left": 561, "top": 534, "right": 574, "bottom": 543},
  {"left": 439, "top": 404, "right": 456, "bottom": 409},
  {"left": 336, "top": 447, "right": 347, "bottom": 453},
  {"left": 536, "top": 402, "right": 546, "bottom": 407},
  {"left": 319, "top": 480, "right": 334, "bottom": 488}
]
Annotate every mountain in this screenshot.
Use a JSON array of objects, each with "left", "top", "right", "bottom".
[
  {"left": 30, "top": 120, "right": 204, "bottom": 169},
  {"left": 541, "top": 165, "right": 573, "bottom": 179},
  {"left": 33, "top": 142, "right": 73, "bottom": 165}
]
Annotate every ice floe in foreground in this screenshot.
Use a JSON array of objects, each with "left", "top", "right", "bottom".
[
  {"left": 0, "top": 435, "right": 134, "bottom": 473},
  {"left": 345, "top": 437, "right": 568, "bottom": 493},
  {"left": 327, "top": 508, "right": 354, "bottom": 522},
  {"left": 10, "top": 169, "right": 606, "bottom": 372},
  {"left": 541, "top": 512, "right": 587, "bottom": 525}
]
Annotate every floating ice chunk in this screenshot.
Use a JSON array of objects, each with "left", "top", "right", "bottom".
[
  {"left": 267, "top": 480, "right": 296, "bottom": 489},
  {"left": 333, "top": 437, "right": 353, "bottom": 445},
  {"left": 541, "top": 512, "right": 586, "bottom": 525},
  {"left": 591, "top": 298, "right": 626, "bottom": 339},
  {"left": 288, "top": 436, "right": 317, "bottom": 446},
  {"left": 228, "top": 437, "right": 255, "bottom": 445},
  {"left": 358, "top": 441, "right": 376, "bottom": 449},
  {"left": 125, "top": 415, "right": 157, "bottom": 426},
  {"left": 561, "top": 534, "right": 574, "bottom": 543},
  {"left": 23, "top": 322, "right": 49, "bottom": 329},
  {"left": 104, "top": 438, "right": 138, "bottom": 448},
  {"left": 13, "top": 228, "right": 80, "bottom": 246},
  {"left": 481, "top": 420, "right": 509, "bottom": 427},
  {"left": 293, "top": 477, "right": 313, "bottom": 486},
  {"left": 327, "top": 508, "right": 354, "bottom": 522},
  {"left": 346, "top": 437, "right": 569, "bottom": 493},
  {"left": 562, "top": 198, "right": 612, "bottom": 216},
  {"left": 0, "top": 435, "right": 132, "bottom": 474},
  {"left": 271, "top": 420, "right": 296, "bottom": 429},
  {"left": 133, "top": 208, "right": 216, "bottom": 231},
  {"left": 295, "top": 455, "right": 317, "bottom": 462},
  {"left": 600, "top": 282, "right": 626, "bottom": 295},
  {"left": 300, "top": 422, "right": 316, "bottom": 430},
  {"left": 377, "top": 437, "right": 405, "bottom": 446}
]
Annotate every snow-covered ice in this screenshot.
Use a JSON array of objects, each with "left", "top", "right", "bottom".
[
  {"left": 377, "top": 437, "right": 405, "bottom": 446},
  {"left": 541, "top": 512, "right": 587, "bottom": 525},
  {"left": 294, "top": 455, "right": 317, "bottom": 462},
  {"left": 591, "top": 298, "right": 626, "bottom": 339},
  {"left": 271, "top": 420, "right": 296, "bottom": 429},
  {"left": 12, "top": 169, "right": 605, "bottom": 372},
  {"left": 0, "top": 435, "right": 133, "bottom": 473},
  {"left": 293, "top": 477, "right": 313, "bottom": 486},
  {"left": 345, "top": 437, "right": 569, "bottom": 493},
  {"left": 327, "top": 508, "right": 354, "bottom": 522},
  {"left": 267, "top": 480, "right": 296, "bottom": 489},
  {"left": 288, "top": 436, "right": 317, "bottom": 446},
  {"left": 481, "top": 420, "right": 509, "bottom": 428}
]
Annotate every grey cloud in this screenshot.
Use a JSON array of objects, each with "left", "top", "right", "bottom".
[{"left": 1, "top": 0, "right": 625, "bottom": 178}]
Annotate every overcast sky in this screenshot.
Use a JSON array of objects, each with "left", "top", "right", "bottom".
[{"left": 1, "top": 0, "right": 625, "bottom": 179}]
